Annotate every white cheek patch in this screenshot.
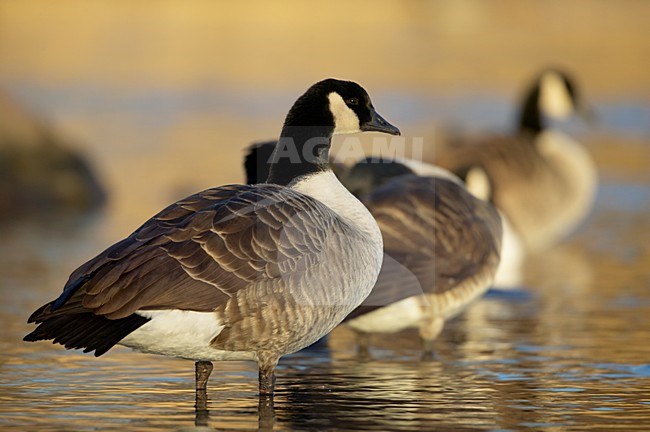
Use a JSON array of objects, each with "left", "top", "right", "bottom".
[
  {"left": 328, "top": 92, "right": 361, "bottom": 135},
  {"left": 539, "top": 71, "right": 574, "bottom": 120}
]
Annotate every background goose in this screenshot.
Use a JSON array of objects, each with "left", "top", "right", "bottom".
[
  {"left": 433, "top": 68, "right": 598, "bottom": 255},
  {"left": 24, "top": 78, "right": 400, "bottom": 398},
  {"left": 245, "top": 144, "right": 502, "bottom": 359},
  {"left": 338, "top": 159, "right": 502, "bottom": 358}
]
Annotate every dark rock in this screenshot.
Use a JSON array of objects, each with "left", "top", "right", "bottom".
[{"left": 0, "top": 91, "right": 106, "bottom": 220}]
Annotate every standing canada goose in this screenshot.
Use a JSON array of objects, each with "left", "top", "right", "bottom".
[
  {"left": 244, "top": 144, "right": 502, "bottom": 358},
  {"left": 339, "top": 159, "right": 502, "bottom": 358},
  {"left": 23, "top": 79, "right": 400, "bottom": 398},
  {"left": 434, "top": 68, "right": 597, "bottom": 254}
]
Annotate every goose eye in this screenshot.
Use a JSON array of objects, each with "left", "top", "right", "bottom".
[{"left": 346, "top": 97, "right": 359, "bottom": 106}]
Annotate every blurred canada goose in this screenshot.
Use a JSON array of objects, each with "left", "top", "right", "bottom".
[
  {"left": 434, "top": 68, "right": 597, "bottom": 254},
  {"left": 245, "top": 144, "right": 501, "bottom": 358},
  {"left": 340, "top": 159, "right": 502, "bottom": 358},
  {"left": 23, "top": 79, "right": 400, "bottom": 398}
]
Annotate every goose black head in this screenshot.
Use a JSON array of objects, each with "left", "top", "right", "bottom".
[
  {"left": 518, "top": 68, "right": 594, "bottom": 136},
  {"left": 244, "top": 141, "right": 277, "bottom": 184},
  {"left": 282, "top": 78, "right": 401, "bottom": 136},
  {"left": 268, "top": 79, "right": 400, "bottom": 186}
]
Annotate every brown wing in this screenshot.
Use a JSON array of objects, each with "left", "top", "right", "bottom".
[
  {"left": 434, "top": 135, "right": 554, "bottom": 210},
  {"left": 434, "top": 133, "right": 582, "bottom": 251},
  {"left": 433, "top": 133, "right": 550, "bottom": 202},
  {"left": 348, "top": 175, "right": 502, "bottom": 318},
  {"left": 28, "top": 184, "right": 341, "bottom": 322}
]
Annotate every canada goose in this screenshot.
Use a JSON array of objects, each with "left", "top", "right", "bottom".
[
  {"left": 245, "top": 144, "right": 502, "bottom": 358},
  {"left": 434, "top": 68, "right": 597, "bottom": 254},
  {"left": 341, "top": 159, "right": 502, "bottom": 358},
  {"left": 23, "top": 79, "right": 400, "bottom": 398}
]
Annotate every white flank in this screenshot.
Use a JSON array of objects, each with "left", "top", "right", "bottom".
[
  {"left": 492, "top": 212, "right": 525, "bottom": 288},
  {"left": 119, "top": 310, "right": 256, "bottom": 361},
  {"left": 539, "top": 71, "right": 574, "bottom": 120},
  {"left": 328, "top": 93, "right": 361, "bottom": 135},
  {"left": 347, "top": 296, "right": 424, "bottom": 334},
  {"left": 395, "top": 158, "right": 464, "bottom": 184}
]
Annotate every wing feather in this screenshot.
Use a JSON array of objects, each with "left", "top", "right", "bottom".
[
  {"left": 29, "top": 184, "right": 346, "bottom": 324},
  {"left": 349, "top": 175, "right": 501, "bottom": 317}
]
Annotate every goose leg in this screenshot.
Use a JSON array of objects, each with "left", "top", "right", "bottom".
[
  {"left": 195, "top": 360, "right": 214, "bottom": 390},
  {"left": 258, "top": 393, "right": 276, "bottom": 431},
  {"left": 257, "top": 352, "right": 279, "bottom": 396},
  {"left": 195, "top": 388, "right": 209, "bottom": 427},
  {"left": 355, "top": 331, "right": 372, "bottom": 360},
  {"left": 421, "top": 339, "right": 436, "bottom": 361},
  {"left": 194, "top": 361, "right": 213, "bottom": 426},
  {"left": 419, "top": 317, "right": 444, "bottom": 361}
]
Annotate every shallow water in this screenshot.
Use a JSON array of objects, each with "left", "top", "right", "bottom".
[
  {"left": 1, "top": 95, "right": 649, "bottom": 432},
  {"left": 1, "top": 1, "right": 649, "bottom": 429},
  {"left": 1, "top": 153, "right": 649, "bottom": 430}
]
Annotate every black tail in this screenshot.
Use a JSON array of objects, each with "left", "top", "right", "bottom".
[{"left": 24, "top": 313, "right": 149, "bottom": 356}]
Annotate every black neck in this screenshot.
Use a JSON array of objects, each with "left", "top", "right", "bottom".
[
  {"left": 266, "top": 125, "right": 333, "bottom": 186},
  {"left": 517, "top": 83, "right": 544, "bottom": 137},
  {"left": 260, "top": 81, "right": 339, "bottom": 186}
]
